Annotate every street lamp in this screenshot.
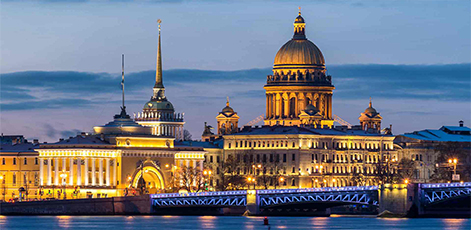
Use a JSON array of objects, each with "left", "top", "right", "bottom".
[
  {"left": 448, "top": 158, "right": 458, "bottom": 181},
  {"left": 60, "top": 171, "right": 67, "bottom": 199}
]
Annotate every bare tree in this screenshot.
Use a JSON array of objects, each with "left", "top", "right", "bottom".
[
  {"left": 350, "top": 172, "right": 365, "bottom": 186},
  {"left": 176, "top": 165, "right": 204, "bottom": 193},
  {"left": 183, "top": 129, "right": 193, "bottom": 141}
]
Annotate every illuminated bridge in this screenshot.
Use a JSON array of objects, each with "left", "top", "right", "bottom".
[{"left": 149, "top": 183, "right": 470, "bottom": 216}]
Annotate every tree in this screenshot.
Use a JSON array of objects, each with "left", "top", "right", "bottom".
[
  {"left": 350, "top": 172, "right": 365, "bottom": 186},
  {"left": 216, "top": 153, "right": 248, "bottom": 191},
  {"left": 431, "top": 142, "right": 471, "bottom": 182},
  {"left": 183, "top": 129, "right": 192, "bottom": 141},
  {"left": 394, "top": 158, "right": 416, "bottom": 183},
  {"left": 175, "top": 165, "right": 204, "bottom": 193}
]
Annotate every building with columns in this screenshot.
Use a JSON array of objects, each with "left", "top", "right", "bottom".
[
  {"left": 201, "top": 10, "right": 399, "bottom": 189},
  {"left": 264, "top": 10, "right": 334, "bottom": 128},
  {"left": 36, "top": 106, "right": 205, "bottom": 199},
  {"left": 134, "top": 21, "right": 185, "bottom": 140}
]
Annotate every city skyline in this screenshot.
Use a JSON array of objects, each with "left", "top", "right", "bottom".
[{"left": 1, "top": 1, "right": 470, "bottom": 142}]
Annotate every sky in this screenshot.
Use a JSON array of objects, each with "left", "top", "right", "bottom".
[{"left": 0, "top": 0, "right": 470, "bottom": 142}]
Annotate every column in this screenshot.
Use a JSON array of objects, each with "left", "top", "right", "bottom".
[
  {"left": 62, "top": 158, "right": 66, "bottom": 173},
  {"left": 106, "top": 158, "right": 110, "bottom": 186},
  {"left": 199, "top": 160, "right": 203, "bottom": 172},
  {"left": 266, "top": 94, "right": 269, "bottom": 118},
  {"left": 283, "top": 97, "right": 289, "bottom": 118},
  {"left": 272, "top": 94, "right": 276, "bottom": 118},
  {"left": 54, "top": 158, "right": 59, "bottom": 185},
  {"left": 294, "top": 95, "right": 298, "bottom": 118},
  {"left": 69, "top": 158, "right": 74, "bottom": 186},
  {"left": 181, "top": 127, "right": 184, "bottom": 141},
  {"left": 47, "top": 158, "right": 52, "bottom": 185},
  {"left": 186, "top": 160, "right": 190, "bottom": 168},
  {"left": 113, "top": 159, "right": 117, "bottom": 186},
  {"left": 84, "top": 158, "right": 89, "bottom": 186},
  {"left": 99, "top": 158, "right": 104, "bottom": 186},
  {"left": 76, "top": 157, "right": 81, "bottom": 186},
  {"left": 275, "top": 93, "right": 280, "bottom": 118},
  {"left": 91, "top": 158, "right": 96, "bottom": 186},
  {"left": 39, "top": 158, "right": 44, "bottom": 186}
]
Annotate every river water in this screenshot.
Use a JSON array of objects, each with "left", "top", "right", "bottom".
[{"left": 1, "top": 215, "right": 470, "bottom": 230}]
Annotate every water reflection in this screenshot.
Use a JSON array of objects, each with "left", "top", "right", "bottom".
[
  {"left": 56, "top": 216, "right": 72, "bottom": 228},
  {"left": 442, "top": 219, "right": 469, "bottom": 230},
  {"left": 198, "top": 216, "right": 216, "bottom": 229}
]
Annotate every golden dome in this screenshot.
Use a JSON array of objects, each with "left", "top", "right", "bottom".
[
  {"left": 274, "top": 39, "right": 325, "bottom": 67},
  {"left": 273, "top": 10, "right": 325, "bottom": 72}
]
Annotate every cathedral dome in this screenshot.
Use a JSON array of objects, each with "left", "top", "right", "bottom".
[
  {"left": 274, "top": 39, "right": 325, "bottom": 67},
  {"left": 364, "top": 99, "right": 379, "bottom": 117},
  {"left": 272, "top": 10, "right": 325, "bottom": 72}
]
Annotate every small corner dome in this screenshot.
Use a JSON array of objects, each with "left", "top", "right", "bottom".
[
  {"left": 295, "top": 15, "right": 305, "bottom": 23},
  {"left": 222, "top": 105, "right": 234, "bottom": 116}
]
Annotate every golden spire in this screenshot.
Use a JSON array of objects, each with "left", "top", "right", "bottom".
[
  {"left": 298, "top": 6, "right": 301, "bottom": 15},
  {"left": 369, "top": 97, "right": 372, "bottom": 108},
  {"left": 226, "top": 96, "right": 230, "bottom": 107},
  {"left": 155, "top": 19, "right": 163, "bottom": 88}
]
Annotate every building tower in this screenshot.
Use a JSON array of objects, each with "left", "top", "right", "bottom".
[
  {"left": 216, "top": 98, "right": 239, "bottom": 135},
  {"left": 135, "top": 20, "right": 185, "bottom": 140},
  {"left": 359, "top": 98, "right": 382, "bottom": 133},
  {"left": 264, "top": 9, "right": 334, "bottom": 128}
]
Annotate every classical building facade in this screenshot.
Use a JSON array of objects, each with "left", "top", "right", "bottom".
[{"left": 202, "top": 11, "right": 398, "bottom": 189}]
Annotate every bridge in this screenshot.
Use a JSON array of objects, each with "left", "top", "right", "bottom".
[{"left": 151, "top": 183, "right": 471, "bottom": 216}]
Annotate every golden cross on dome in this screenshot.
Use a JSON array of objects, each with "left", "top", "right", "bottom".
[{"left": 298, "top": 6, "right": 301, "bottom": 15}]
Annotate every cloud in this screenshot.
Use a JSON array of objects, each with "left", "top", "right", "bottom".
[
  {"left": 1, "top": 64, "right": 469, "bottom": 112},
  {"left": 43, "top": 123, "right": 81, "bottom": 139}
]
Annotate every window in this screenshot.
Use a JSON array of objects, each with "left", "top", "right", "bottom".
[
  {"left": 35, "top": 157, "right": 38, "bottom": 165},
  {"left": 12, "top": 173, "right": 16, "bottom": 185},
  {"left": 228, "top": 143, "right": 231, "bottom": 148},
  {"left": 2, "top": 158, "right": 4, "bottom": 165},
  {"left": 256, "top": 154, "right": 260, "bottom": 163},
  {"left": 283, "top": 154, "right": 287, "bottom": 163},
  {"left": 262, "top": 154, "right": 267, "bottom": 163},
  {"left": 236, "top": 142, "right": 238, "bottom": 148},
  {"left": 217, "top": 167, "right": 220, "bottom": 174},
  {"left": 210, "top": 156, "right": 213, "bottom": 163},
  {"left": 24, "top": 158, "right": 27, "bottom": 165},
  {"left": 292, "top": 167, "right": 295, "bottom": 173},
  {"left": 13, "top": 158, "right": 17, "bottom": 165},
  {"left": 292, "top": 154, "right": 295, "bottom": 161},
  {"left": 269, "top": 154, "right": 273, "bottom": 162},
  {"left": 291, "top": 179, "right": 296, "bottom": 186},
  {"left": 292, "top": 142, "right": 295, "bottom": 148},
  {"left": 419, "top": 154, "right": 423, "bottom": 161},
  {"left": 217, "top": 156, "right": 220, "bottom": 163}
]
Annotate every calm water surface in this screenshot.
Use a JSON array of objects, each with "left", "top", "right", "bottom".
[{"left": 1, "top": 215, "right": 470, "bottom": 230}]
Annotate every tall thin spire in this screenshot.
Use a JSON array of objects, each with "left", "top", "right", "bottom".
[
  {"left": 226, "top": 96, "right": 230, "bottom": 106},
  {"left": 155, "top": 19, "right": 163, "bottom": 88},
  {"left": 121, "top": 54, "right": 125, "bottom": 109},
  {"left": 369, "top": 97, "right": 372, "bottom": 108}
]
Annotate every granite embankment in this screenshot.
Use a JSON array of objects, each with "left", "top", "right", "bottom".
[{"left": 0, "top": 195, "right": 151, "bottom": 215}]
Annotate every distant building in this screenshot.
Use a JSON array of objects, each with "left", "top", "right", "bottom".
[
  {"left": 394, "top": 121, "right": 471, "bottom": 183},
  {"left": 1, "top": 135, "right": 26, "bottom": 145},
  {"left": 0, "top": 140, "right": 40, "bottom": 201}
]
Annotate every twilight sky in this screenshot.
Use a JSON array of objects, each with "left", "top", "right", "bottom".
[{"left": 0, "top": 1, "right": 470, "bottom": 142}]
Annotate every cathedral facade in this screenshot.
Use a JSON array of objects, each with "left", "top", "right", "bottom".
[{"left": 202, "top": 10, "right": 398, "bottom": 189}]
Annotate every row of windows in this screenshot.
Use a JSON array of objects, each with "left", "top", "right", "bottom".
[
  {"left": 1, "top": 157, "right": 39, "bottom": 165},
  {"left": 228, "top": 140, "right": 392, "bottom": 150}
]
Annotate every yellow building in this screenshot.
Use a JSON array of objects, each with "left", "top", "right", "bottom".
[
  {"left": 0, "top": 138, "right": 40, "bottom": 201},
  {"left": 202, "top": 10, "right": 399, "bottom": 189}
]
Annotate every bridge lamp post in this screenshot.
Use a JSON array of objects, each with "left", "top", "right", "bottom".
[
  {"left": 448, "top": 158, "right": 458, "bottom": 181},
  {"left": 332, "top": 178, "right": 336, "bottom": 187},
  {"left": 279, "top": 177, "right": 284, "bottom": 187}
]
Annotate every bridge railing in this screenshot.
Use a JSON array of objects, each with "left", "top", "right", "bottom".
[
  {"left": 258, "top": 186, "right": 379, "bottom": 194},
  {"left": 150, "top": 190, "right": 246, "bottom": 199},
  {"left": 421, "top": 182, "right": 471, "bottom": 189}
]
